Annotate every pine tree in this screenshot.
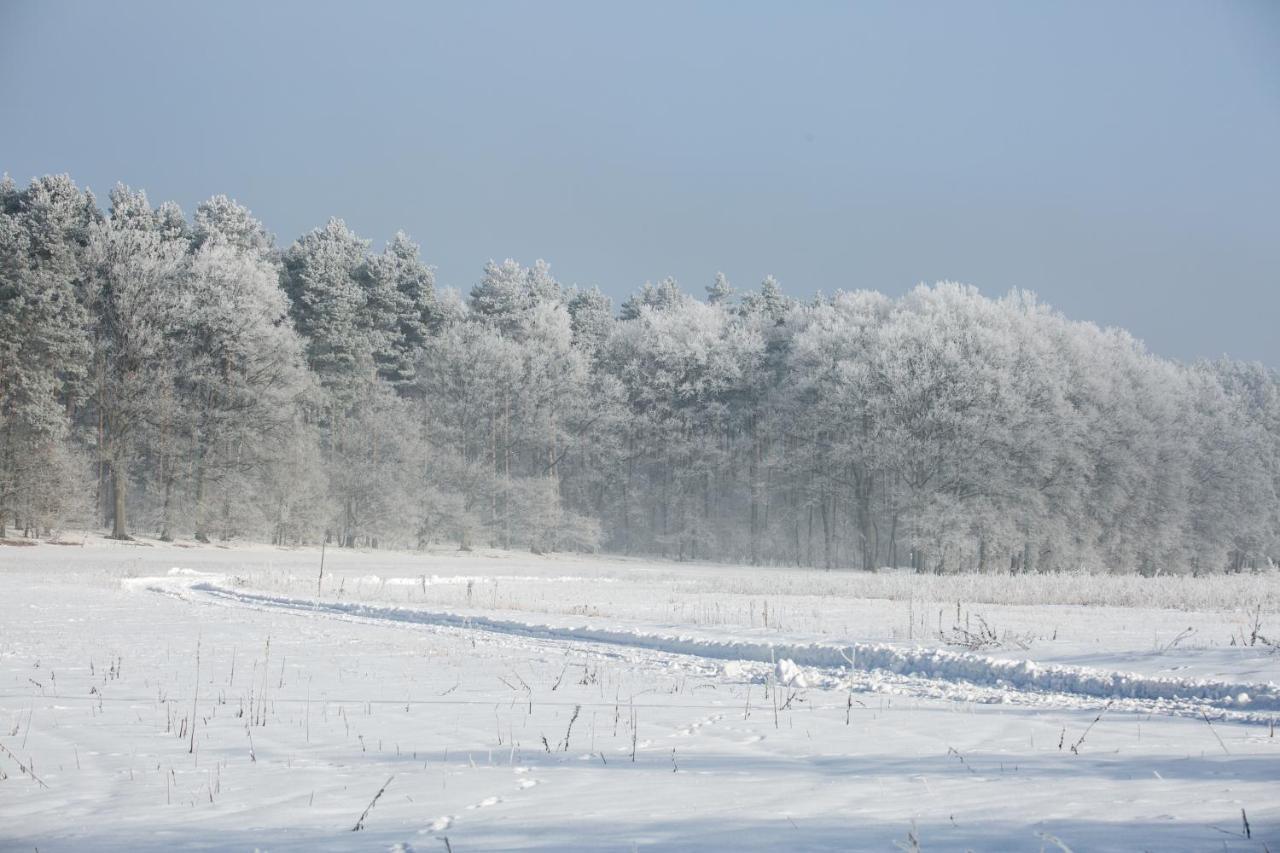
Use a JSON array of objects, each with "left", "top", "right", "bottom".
[
  {"left": 0, "top": 176, "right": 97, "bottom": 536},
  {"left": 85, "top": 185, "right": 189, "bottom": 539},
  {"left": 706, "top": 271, "right": 733, "bottom": 305},
  {"left": 281, "top": 218, "right": 376, "bottom": 392},
  {"left": 366, "top": 231, "right": 435, "bottom": 384}
]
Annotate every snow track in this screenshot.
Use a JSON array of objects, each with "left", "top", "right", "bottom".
[{"left": 132, "top": 570, "right": 1280, "bottom": 722}]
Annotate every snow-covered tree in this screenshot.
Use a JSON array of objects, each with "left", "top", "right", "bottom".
[
  {"left": 176, "top": 233, "right": 312, "bottom": 541},
  {"left": 282, "top": 218, "right": 377, "bottom": 392},
  {"left": 85, "top": 185, "right": 189, "bottom": 538},
  {"left": 706, "top": 272, "right": 734, "bottom": 306},
  {"left": 0, "top": 183, "right": 93, "bottom": 535},
  {"left": 366, "top": 231, "right": 436, "bottom": 384}
]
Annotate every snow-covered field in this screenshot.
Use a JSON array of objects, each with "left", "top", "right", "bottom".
[{"left": 2, "top": 537, "right": 1278, "bottom": 851}]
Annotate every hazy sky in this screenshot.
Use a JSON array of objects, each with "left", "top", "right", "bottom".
[{"left": 2, "top": 1, "right": 1277, "bottom": 363}]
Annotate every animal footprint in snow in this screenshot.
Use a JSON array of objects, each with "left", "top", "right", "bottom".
[
  {"left": 420, "top": 816, "right": 453, "bottom": 834},
  {"left": 674, "top": 713, "right": 723, "bottom": 737},
  {"left": 516, "top": 778, "right": 539, "bottom": 789},
  {"left": 466, "top": 796, "right": 501, "bottom": 810},
  {"left": 741, "top": 734, "right": 764, "bottom": 744}
]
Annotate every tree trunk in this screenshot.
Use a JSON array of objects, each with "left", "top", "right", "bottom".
[
  {"left": 806, "top": 503, "right": 815, "bottom": 567},
  {"left": 820, "top": 493, "right": 833, "bottom": 570},
  {"left": 0, "top": 428, "right": 9, "bottom": 540},
  {"left": 110, "top": 461, "right": 129, "bottom": 540},
  {"left": 859, "top": 473, "right": 875, "bottom": 571},
  {"left": 193, "top": 439, "right": 208, "bottom": 542},
  {"left": 159, "top": 473, "right": 173, "bottom": 542},
  {"left": 749, "top": 415, "right": 760, "bottom": 565},
  {"left": 344, "top": 497, "right": 355, "bottom": 547}
]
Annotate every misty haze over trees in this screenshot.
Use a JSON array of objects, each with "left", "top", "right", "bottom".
[{"left": 1, "top": 174, "right": 1277, "bottom": 575}]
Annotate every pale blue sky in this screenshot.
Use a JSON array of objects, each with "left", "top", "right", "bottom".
[{"left": 2, "top": 0, "right": 1277, "bottom": 362}]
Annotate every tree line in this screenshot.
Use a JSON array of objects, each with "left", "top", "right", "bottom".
[{"left": 2, "top": 174, "right": 1277, "bottom": 574}]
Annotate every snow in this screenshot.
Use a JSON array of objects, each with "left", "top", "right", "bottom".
[{"left": 2, "top": 537, "right": 1278, "bottom": 851}]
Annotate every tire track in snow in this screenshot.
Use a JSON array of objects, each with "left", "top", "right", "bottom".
[{"left": 130, "top": 572, "right": 1280, "bottom": 722}]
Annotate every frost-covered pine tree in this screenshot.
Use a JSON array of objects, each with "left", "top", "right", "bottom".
[
  {"left": 0, "top": 178, "right": 94, "bottom": 535},
  {"left": 85, "top": 185, "right": 189, "bottom": 539},
  {"left": 366, "top": 231, "right": 436, "bottom": 384},
  {"left": 177, "top": 220, "right": 312, "bottom": 541},
  {"left": 566, "top": 285, "right": 614, "bottom": 358},
  {"left": 706, "top": 271, "right": 733, "bottom": 306},
  {"left": 281, "top": 218, "right": 377, "bottom": 391}
]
